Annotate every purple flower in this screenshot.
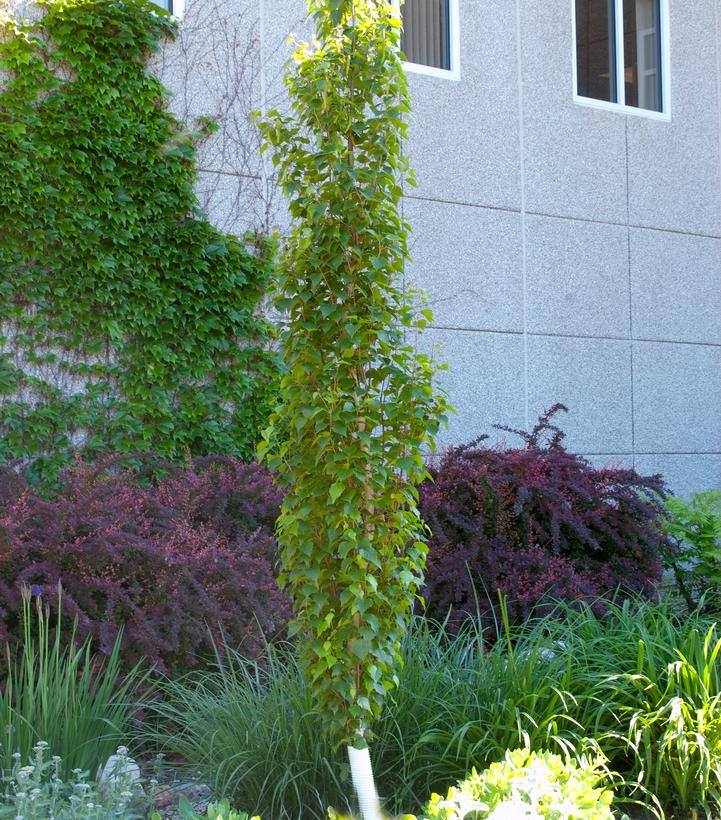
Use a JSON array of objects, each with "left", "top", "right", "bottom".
[{"left": 32, "top": 585, "right": 43, "bottom": 598}]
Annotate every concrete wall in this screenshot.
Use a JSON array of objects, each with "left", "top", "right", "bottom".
[{"left": 158, "top": 0, "right": 719, "bottom": 496}]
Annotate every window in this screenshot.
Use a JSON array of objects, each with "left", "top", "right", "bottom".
[
  {"left": 151, "top": 0, "right": 184, "bottom": 16},
  {"left": 574, "top": 0, "right": 667, "bottom": 115},
  {"left": 400, "top": 0, "right": 460, "bottom": 79}
]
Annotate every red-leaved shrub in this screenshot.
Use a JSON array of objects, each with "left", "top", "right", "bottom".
[
  {"left": 419, "top": 406, "right": 670, "bottom": 630},
  {"left": 0, "top": 456, "right": 289, "bottom": 673}
]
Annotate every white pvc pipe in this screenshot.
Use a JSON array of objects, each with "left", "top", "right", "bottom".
[{"left": 347, "top": 744, "right": 383, "bottom": 820}]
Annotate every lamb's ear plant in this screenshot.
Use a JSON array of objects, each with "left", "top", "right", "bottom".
[
  {"left": 1, "top": 742, "right": 148, "bottom": 819},
  {"left": 258, "top": 0, "right": 448, "bottom": 816}
]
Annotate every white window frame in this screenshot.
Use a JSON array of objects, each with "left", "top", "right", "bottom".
[
  {"left": 398, "top": 0, "right": 461, "bottom": 81},
  {"left": 571, "top": 0, "right": 671, "bottom": 121},
  {"left": 151, "top": 0, "right": 184, "bottom": 18}
]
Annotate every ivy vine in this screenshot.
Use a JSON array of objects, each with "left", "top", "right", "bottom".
[{"left": 0, "top": 0, "right": 281, "bottom": 481}]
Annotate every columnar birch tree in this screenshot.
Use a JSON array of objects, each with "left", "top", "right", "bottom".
[{"left": 259, "top": 1, "right": 448, "bottom": 815}]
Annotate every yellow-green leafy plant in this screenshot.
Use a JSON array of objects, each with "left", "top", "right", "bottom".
[
  {"left": 423, "top": 749, "right": 615, "bottom": 820},
  {"left": 258, "top": 0, "right": 448, "bottom": 815}
]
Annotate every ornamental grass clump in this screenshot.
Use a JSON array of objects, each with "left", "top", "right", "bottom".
[
  {"left": 522, "top": 597, "right": 721, "bottom": 814},
  {"left": 598, "top": 621, "right": 721, "bottom": 811},
  {"left": 258, "top": 0, "right": 448, "bottom": 815},
  {"left": 139, "top": 641, "right": 347, "bottom": 820},
  {"left": 0, "top": 588, "right": 148, "bottom": 779},
  {"left": 141, "top": 598, "right": 721, "bottom": 817}
]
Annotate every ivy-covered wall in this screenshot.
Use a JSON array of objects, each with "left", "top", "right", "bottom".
[{"left": 0, "top": 0, "right": 281, "bottom": 480}]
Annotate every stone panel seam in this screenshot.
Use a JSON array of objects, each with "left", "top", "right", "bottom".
[
  {"left": 197, "top": 168, "right": 263, "bottom": 181},
  {"left": 515, "top": 0, "right": 529, "bottom": 429},
  {"left": 428, "top": 326, "right": 721, "bottom": 349},
  {"left": 530, "top": 214, "right": 721, "bottom": 241},
  {"left": 402, "top": 194, "right": 721, "bottom": 241},
  {"left": 621, "top": 222, "right": 721, "bottom": 242},
  {"left": 624, "top": 113, "right": 636, "bottom": 468},
  {"left": 405, "top": 193, "right": 521, "bottom": 216},
  {"left": 581, "top": 451, "right": 721, "bottom": 456}
]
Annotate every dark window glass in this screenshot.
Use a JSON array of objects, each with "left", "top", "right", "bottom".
[
  {"left": 575, "top": 0, "right": 617, "bottom": 102},
  {"left": 401, "top": 0, "right": 451, "bottom": 71},
  {"left": 153, "top": 0, "right": 173, "bottom": 11},
  {"left": 623, "top": 0, "right": 662, "bottom": 111}
]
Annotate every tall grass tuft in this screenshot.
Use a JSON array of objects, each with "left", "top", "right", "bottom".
[
  {"left": 0, "top": 587, "right": 149, "bottom": 777},
  {"left": 139, "top": 613, "right": 590, "bottom": 818},
  {"left": 140, "top": 597, "right": 721, "bottom": 818},
  {"left": 139, "top": 643, "right": 349, "bottom": 820},
  {"left": 600, "top": 621, "right": 721, "bottom": 810},
  {"left": 512, "top": 596, "right": 721, "bottom": 812}
]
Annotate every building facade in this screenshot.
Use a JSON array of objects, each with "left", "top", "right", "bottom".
[
  {"left": 9, "top": 0, "right": 718, "bottom": 495},
  {"left": 154, "top": 0, "right": 721, "bottom": 497}
]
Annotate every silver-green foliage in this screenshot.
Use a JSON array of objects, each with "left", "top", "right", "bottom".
[
  {"left": 0, "top": 743, "right": 145, "bottom": 819},
  {"left": 258, "top": 0, "right": 448, "bottom": 744}
]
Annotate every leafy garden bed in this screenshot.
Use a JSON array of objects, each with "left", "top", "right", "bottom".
[
  {"left": 0, "top": 445, "right": 719, "bottom": 819},
  {"left": 4, "top": 594, "right": 721, "bottom": 818},
  {"left": 0, "top": 394, "right": 717, "bottom": 820}
]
